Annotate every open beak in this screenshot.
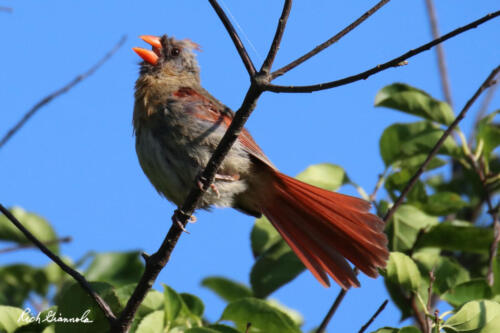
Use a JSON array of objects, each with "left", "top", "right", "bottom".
[{"left": 133, "top": 35, "right": 162, "bottom": 65}]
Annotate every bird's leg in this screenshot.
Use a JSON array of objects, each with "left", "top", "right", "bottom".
[{"left": 196, "top": 173, "right": 240, "bottom": 199}]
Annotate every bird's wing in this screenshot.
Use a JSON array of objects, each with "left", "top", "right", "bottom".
[{"left": 171, "top": 87, "right": 275, "bottom": 169}]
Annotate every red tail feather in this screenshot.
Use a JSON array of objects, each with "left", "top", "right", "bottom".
[{"left": 259, "top": 170, "right": 389, "bottom": 289}]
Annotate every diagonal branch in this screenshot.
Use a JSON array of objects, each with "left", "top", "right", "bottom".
[
  {"left": 266, "top": 11, "right": 500, "bottom": 93},
  {"left": 0, "top": 36, "right": 126, "bottom": 150},
  {"left": 384, "top": 64, "right": 500, "bottom": 222},
  {"left": 208, "top": 0, "right": 257, "bottom": 77},
  {"left": 271, "top": 0, "right": 391, "bottom": 79},
  {"left": 424, "top": 0, "right": 453, "bottom": 108},
  {"left": 315, "top": 288, "right": 349, "bottom": 333},
  {"left": 260, "top": 0, "right": 292, "bottom": 73},
  {"left": 0, "top": 204, "right": 117, "bottom": 323},
  {"left": 358, "top": 299, "right": 389, "bottom": 333}
]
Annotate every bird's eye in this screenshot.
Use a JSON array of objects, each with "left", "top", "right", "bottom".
[{"left": 171, "top": 48, "right": 180, "bottom": 57}]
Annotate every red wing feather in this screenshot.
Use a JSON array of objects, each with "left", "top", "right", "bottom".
[{"left": 172, "top": 87, "right": 274, "bottom": 168}]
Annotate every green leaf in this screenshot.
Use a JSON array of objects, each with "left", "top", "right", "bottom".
[
  {"left": 0, "top": 306, "right": 29, "bottom": 333},
  {"left": 163, "top": 284, "right": 183, "bottom": 327},
  {"left": 477, "top": 110, "right": 500, "bottom": 160},
  {"left": 54, "top": 281, "right": 121, "bottom": 333},
  {"left": 384, "top": 252, "right": 422, "bottom": 291},
  {"left": 375, "top": 83, "right": 455, "bottom": 125},
  {"left": 441, "top": 279, "right": 492, "bottom": 307},
  {"left": 250, "top": 240, "right": 305, "bottom": 298},
  {"left": 266, "top": 299, "right": 303, "bottom": 327},
  {"left": 379, "top": 122, "right": 459, "bottom": 166},
  {"left": 135, "top": 310, "right": 164, "bottom": 333},
  {"left": 414, "top": 254, "right": 470, "bottom": 295},
  {"left": 84, "top": 251, "right": 144, "bottom": 287},
  {"left": 115, "top": 284, "right": 164, "bottom": 318},
  {"left": 416, "top": 220, "right": 493, "bottom": 254},
  {"left": 180, "top": 293, "right": 204, "bottom": 317},
  {"left": 422, "top": 192, "right": 467, "bottom": 216},
  {"left": 0, "top": 207, "right": 59, "bottom": 253},
  {"left": 389, "top": 205, "right": 438, "bottom": 252},
  {"left": 444, "top": 300, "right": 500, "bottom": 332},
  {"left": 384, "top": 278, "right": 413, "bottom": 320},
  {"left": 201, "top": 276, "right": 253, "bottom": 303},
  {"left": 295, "top": 163, "right": 349, "bottom": 191},
  {"left": 220, "top": 297, "right": 301, "bottom": 333},
  {"left": 0, "top": 264, "right": 49, "bottom": 307},
  {"left": 250, "top": 216, "right": 281, "bottom": 258}
]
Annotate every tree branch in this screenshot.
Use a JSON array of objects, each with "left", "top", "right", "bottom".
[
  {"left": 265, "top": 11, "right": 500, "bottom": 93},
  {"left": 0, "top": 236, "right": 72, "bottom": 254},
  {"left": 208, "top": 0, "right": 257, "bottom": 77},
  {"left": 358, "top": 299, "right": 389, "bottom": 333},
  {"left": 260, "top": 0, "right": 292, "bottom": 73},
  {"left": 384, "top": 64, "right": 500, "bottom": 222},
  {"left": 424, "top": 0, "right": 453, "bottom": 108},
  {"left": 0, "top": 35, "right": 127, "bottom": 150},
  {"left": 0, "top": 204, "right": 117, "bottom": 323},
  {"left": 315, "top": 288, "right": 349, "bottom": 333},
  {"left": 271, "top": 0, "right": 391, "bottom": 79}
]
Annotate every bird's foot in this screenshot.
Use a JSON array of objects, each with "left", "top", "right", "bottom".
[
  {"left": 173, "top": 209, "right": 190, "bottom": 234},
  {"left": 196, "top": 173, "right": 239, "bottom": 198}
]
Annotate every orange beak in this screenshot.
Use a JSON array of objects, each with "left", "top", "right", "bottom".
[{"left": 133, "top": 35, "right": 162, "bottom": 65}]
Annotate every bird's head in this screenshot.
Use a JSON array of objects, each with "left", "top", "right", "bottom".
[{"left": 133, "top": 35, "right": 201, "bottom": 80}]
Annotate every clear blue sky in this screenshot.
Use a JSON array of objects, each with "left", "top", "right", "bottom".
[{"left": 1, "top": 1, "right": 499, "bottom": 331}]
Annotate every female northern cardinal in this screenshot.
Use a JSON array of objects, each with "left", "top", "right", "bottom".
[{"left": 132, "top": 35, "right": 388, "bottom": 289}]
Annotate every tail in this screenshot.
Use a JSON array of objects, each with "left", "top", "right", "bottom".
[{"left": 259, "top": 170, "right": 389, "bottom": 289}]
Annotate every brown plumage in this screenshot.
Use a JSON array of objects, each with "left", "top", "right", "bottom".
[{"left": 133, "top": 35, "right": 389, "bottom": 289}]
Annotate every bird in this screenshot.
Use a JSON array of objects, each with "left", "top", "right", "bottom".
[{"left": 132, "top": 35, "right": 388, "bottom": 289}]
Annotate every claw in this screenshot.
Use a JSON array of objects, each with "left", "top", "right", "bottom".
[
  {"left": 173, "top": 210, "right": 190, "bottom": 234},
  {"left": 210, "top": 183, "right": 220, "bottom": 198},
  {"left": 189, "top": 215, "right": 197, "bottom": 224},
  {"left": 215, "top": 173, "right": 240, "bottom": 181}
]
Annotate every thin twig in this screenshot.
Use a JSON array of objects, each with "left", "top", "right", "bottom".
[
  {"left": 208, "top": 0, "right": 256, "bottom": 77},
  {"left": 424, "top": 0, "right": 453, "bottom": 108},
  {"left": 469, "top": 156, "right": 500, "bottom": 285},
  {"left": 369, "top": 168, "right": 389, "bottom": 203},
  {"left": 384, "top": 64, "right": 500, "bottom": 222},
  {"left": 470, "top": 79, "right": 499, "bottom": 144},
  {"left": 271, "top": 0, "right": 391, "bottom": 79},
  {"left": 358, "top": 299, "right": 389, "bottom": 333},
  {"left": 426, "top": 270, "right": 436, "bottom": 333},
  {"left": 315, "top": 288, "right": 348, "bottom": 333},
  {"left": 0, "top": 35, "right": 126, "bottom": 150},
  {"left": 411, "top": 294, "right": 428, "bottom": 332},
  {"left": 0, "top": 236, "right": 72, "bottom": 254},
  {"left": 260, "top": 0, "right": 292, "bottom": 73},
  {"left": 0, "top": 6, "right": 12, "bottom": 13},
  {"left": 0, "top": 204, "right": 117, "bottom": 323},
  {"left": 266, "top": 11, "right": 500, "bottom": 93}
]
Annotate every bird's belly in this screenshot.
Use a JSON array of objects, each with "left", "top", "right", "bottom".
[
  {"left": 136, "top": 129, "right": 194, "bottom": 206},
  {"left": 135, "top": 128, "right": 249, "bottom": 209}
]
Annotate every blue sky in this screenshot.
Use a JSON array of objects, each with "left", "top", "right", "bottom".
[{"left": 1, "top": 1, "right": 499, "bottom": 331}]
